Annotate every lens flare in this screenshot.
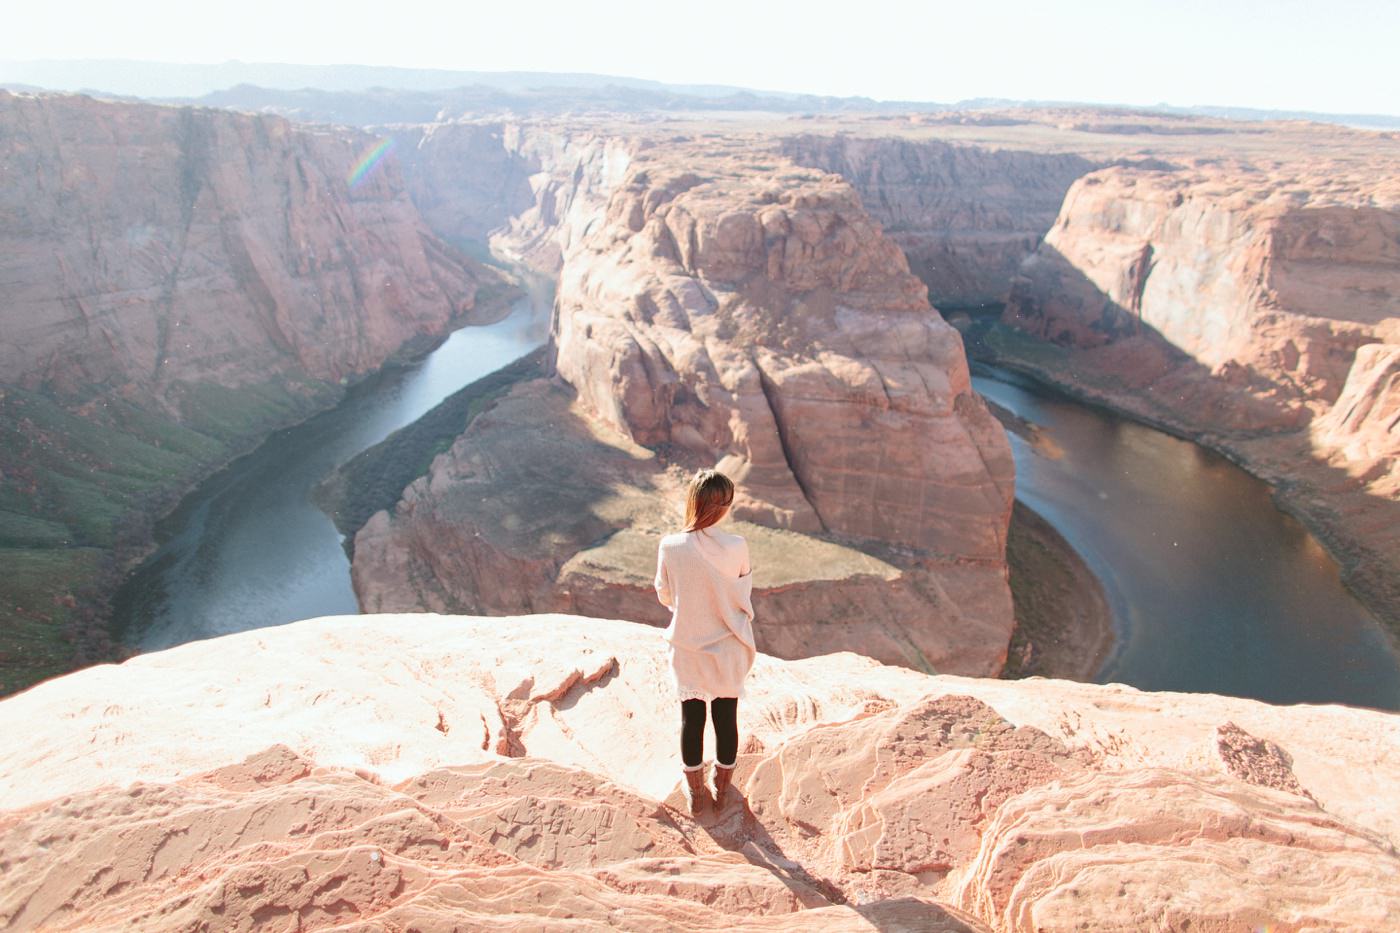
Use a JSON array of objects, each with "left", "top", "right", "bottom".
[{"left": 347, "top": 137, "right": 395, "bottom": 189}]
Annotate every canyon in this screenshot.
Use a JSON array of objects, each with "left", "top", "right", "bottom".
[
  {"left": 0, "top": 91, "right": 496, "bottom": 694},
  {"left": 345, "top": 109, "right": 1399, "bottom": 676},
  {"left": 1001, "top": 150, "right": 1400, "bottom": 625},
  {"left": 0, "top": 80, "right": 1397, "bottom": 933},
  {"left": 2, "top": 613, "right": 1397, "bottom": 931},
  {"left": 3, "top": 92, "right": 1396, "bottom": 701},
  {"left": 776, "top": 134, "right": 1097, "bottom": 308},
  {"left": 350, "top": 136, "right": 1019, "bottom": 677}
]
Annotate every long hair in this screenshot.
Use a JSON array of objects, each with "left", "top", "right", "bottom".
[{"left": 683, "top": 469, "right": 735, "bottom": 533}]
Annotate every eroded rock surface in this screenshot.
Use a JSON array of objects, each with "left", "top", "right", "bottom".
[
  {"left": 1005, "top": 164, "right": 1399, "bottom": 426},
  {"left": 1000, "top": 158, "right": 1400, "bottom": 625},
  {"left": 0, "top": 90, "right": 493, "bottom": 695},
  {"left": 2, "top": 613, "right": 1397, "bottom": 931},
  {"left": 351, "top": 140, "right": 1017, "bottom": 676},
  {"left": 779, "top": 134, "right": 1098, "bottom": 307},
  {"left": 352, "top": 378, "right": 1012, "bottom": 676},
  {"left": 552, "top": 148, "right": 1014, "bottom": 555},
  {"left": 1, "top": 91, "right": 486, "bottom": 406}
]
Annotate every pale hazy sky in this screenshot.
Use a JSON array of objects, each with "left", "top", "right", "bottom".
[{"left": 4, "top": 0, "right": 1397, "bottom": 113}]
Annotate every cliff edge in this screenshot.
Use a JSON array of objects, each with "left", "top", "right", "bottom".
[{"left": 1, "top": 613, "right": 1397, "bottom": 931}]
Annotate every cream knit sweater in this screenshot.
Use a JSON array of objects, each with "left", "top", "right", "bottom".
[{"left": 653, "top": 530, "right": 756, "bottom": 702}]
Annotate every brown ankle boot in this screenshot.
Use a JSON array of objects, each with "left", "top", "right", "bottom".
[
  {"left": 712, "top": 762, "right": 735, "bottom": 805},
  {"left": 683, "top": 768, "right": 709, "bottom": 815}
]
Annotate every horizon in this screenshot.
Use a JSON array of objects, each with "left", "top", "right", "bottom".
[
  {"left": 3, "top": 0, "right": 1398, "bottom": 116},
  {"left": 4, "top": 56, "right": 1399, "bottom": 126}
]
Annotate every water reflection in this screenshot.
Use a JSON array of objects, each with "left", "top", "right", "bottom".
[
  {"left": 115, "top": 278, "right": 553, "bottom": 652},
  {"left": 973, "top": 364, "right": 1400, "bottom": 711}
]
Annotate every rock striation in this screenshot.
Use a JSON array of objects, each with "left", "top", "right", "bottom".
[
  {"left": 779, "top": 135, "right": 1097, "bottom": 308},
  {"left": 551, "top": 144, "right": 1014, "bottom": 554},
  {"left": 2, "top": 613, "right": 1397, "bottom": 931},
  {"left": 0, "top": 91, "right": 487, "bottom": 403},
  {"left": 0, "top": 91, "right": 493, "bottom": 696},
  {"left": 1005, "top": 164, "right": 1399, "bottom": 426},
  {"left": 350, "top": 138, "right": 1018, "bottom": 676},
  {"left": 1001, "top": 158, "right": 1400, "bottom": 625},
  {"left": 1312, "top": 340, "right": 1400, "bottom": 497},
  {"left": 389, "top": 120, "right": 636, "bottom": 271}
]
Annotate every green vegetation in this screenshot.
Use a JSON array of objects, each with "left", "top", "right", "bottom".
[
  {"left": 172, "top": 376, "right": 337, "bottom": 443},
  {"left": 974, "top": 320, "right": 1075, "bottom": 370},
  {"left": 0, "top": 374, "right": 339, "bottom": 697},
  {"left": 0, "top": 546, "right": 110, "bottom": 697}
]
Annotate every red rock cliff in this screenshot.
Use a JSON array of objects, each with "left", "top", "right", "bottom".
[
  {"left": 0, "top": 91, "right": 490, "bottom": 695},
  {"left": 389, "top": 120, "right": 635, "bottom": 272},
  {"left": 779, "top": 134, "right": 1097, "bottom": 308},
  {"left": 552, "top": 145, "right": 1014, "bottom": 558},
  {"left": 1006, "top": 164, "right": 1398, "bottom": 424},
  {"left": 350, "top": 137, "right": 1018, "bottom": 677},
  {"left": 1001, "top": 158, "right": 1400, "bottom": 624},
  {"left": 0, "top": 91, "right": 485, "bottom": 404}
]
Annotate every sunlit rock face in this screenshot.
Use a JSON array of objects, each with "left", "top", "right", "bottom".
[
  {"left": 2, "top": 614, "right": 1397, "bottom": 932},
  {"left": 550, "top": 144, "right": 1014, "bottom": 557},
  {"left": 390, "top": 119, "right": 637, "bottom": 271},
  {"left": 1005, "top": 163, "right": 1400, "bottom": 429},
  {"left": 999, "top": 159, "right": 1400, "bottom": 621},
  {"left": 350, "top": 137, "right": 1017, "bottom": 676},
  {"left": 778, "top": 134, "right": 1098, "bottom": 308},
  {"left": 1312, "top": 342, "right": 1400, "bottom": 496},
  {"left": 0, "top": 91, "right": 485, "bottom": 408}
]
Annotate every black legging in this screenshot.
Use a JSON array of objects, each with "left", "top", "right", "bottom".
[{"left": 681, "top": 697, "right": 738, "bottom": 769}]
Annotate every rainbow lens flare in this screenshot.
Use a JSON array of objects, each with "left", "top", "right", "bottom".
[{"left": 347, "top": 137, "right": 395, "bottom": 189}]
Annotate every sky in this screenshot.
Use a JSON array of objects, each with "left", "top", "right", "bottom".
[{"left": 3, "top": 0, "right": 1397, "bottom": 114}]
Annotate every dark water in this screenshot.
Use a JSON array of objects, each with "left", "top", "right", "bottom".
[
  {"left": 112, "top": 281, "right": 1399, "bottom": 710},
  {"left": 973, "top": 363, "right": 1400, "bottom": 711},
  {"left": 114, "top": 279, "right": 552, "bottom": 652}
]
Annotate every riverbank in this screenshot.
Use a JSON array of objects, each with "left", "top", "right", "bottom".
[
  {"left": 111, "top": 277, "right": 554, "bottom": 657},
  {"left": 0, "top": 277, "right": 524, "bottom": 699},
  {"left": 1001, "top": 500, "right": 1115, "bottom": 681},
  {"left": 313, "top": 346, "right": 549, "bottom": 548},
  {"left": 967, "top": 319, "right": 1400, "bottom": 648},
  {"left": 0, "top": 373, "right": 345, "bottom": 696},
  {"left": 979, "top": 362, "right": 1117, "bottom": 682}
]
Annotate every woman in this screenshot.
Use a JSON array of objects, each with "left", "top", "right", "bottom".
[{"left": 653, "top": 468, "right": 755, "bottom": 814}]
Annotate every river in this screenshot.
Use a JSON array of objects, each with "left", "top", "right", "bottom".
[
  {"left": 972, "top": 363, "right": 1400, "bottom": 711},
  {"left": 113, "top": 282, "right": 1400, "bottom": 711},
  {"left": 114, "top": 277, "right": 553, "bottom": 652}
]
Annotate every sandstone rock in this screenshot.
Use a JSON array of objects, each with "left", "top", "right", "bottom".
[
  {"left": 352, "top": 380, "right": 1013, "bottom": 676},
  {"left": 955, "top": 768, "right": 1397, "bottom": 931},
  {"left": 352, "top": 139, "right": 1017, "bottom": 676},
  {"left": 391, "top": 119, "right": 637, "bottom": 273},
  {"left": 1312, "top": 341, "right": 1400, "bottom": 495},
  {"left": 779, "top": 135, "right": 1098, "bottom": 307},
  {"left": 1004, "top": 164, "right": 1398, "bottom": 428},
  {"left": 0, "top": 90, "right": 494, "bottom": 695},
  {"left": 1000, "top": 158, "right": 1400, "bottom": 626},
  {"left": 0, "top": 91, "right": 485, "bottom": 405},
  {"left": 1, "top": 613, "right": 1397, "bottom": 931},
  {"left": 551, "top": 147, "right": 1015, "bottom": 559}
]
